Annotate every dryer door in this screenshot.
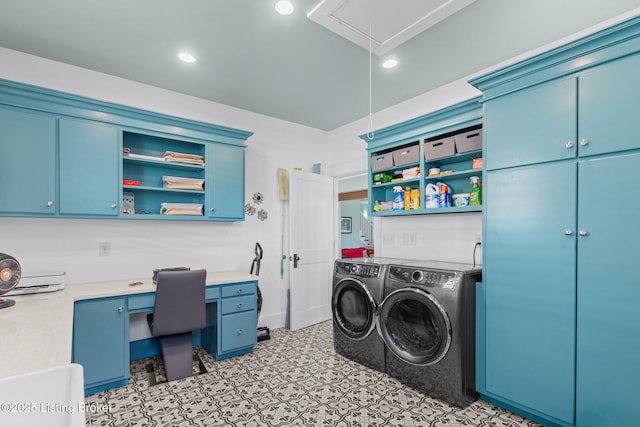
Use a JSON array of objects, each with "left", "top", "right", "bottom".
[
  {"left": 378, "top": 287, "right": 451, "bottom": 366},
  {"left": 332, "top": 278, "right": 377, "bottom": 340}
]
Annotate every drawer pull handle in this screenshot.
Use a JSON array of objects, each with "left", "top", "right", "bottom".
[
  {"left": 564, "top": 230, "right": 574, "bottom": 236},
  {"left": 237, "top": 303, "right": 243, "bottom": 308},
  {"left": 579, "top": 230, "right": 589, "bottom": 237},
  {"left": 565, "top": 141, "right": 574, "bottom": 149},
  {"left": 117, "top": 307, "right": 124, "bottom": 313},
  {"left": 47, "top": 201, "right": 54, "bottom": 207},
  {"left": 579, "top": 138, "right": 589, "bottom": 146},
  {"left": 111, "top": 204, "right": 117, "bottom": 209},
  {"left": 237, "top": 329, "right": 243, "bottom": 335},
  {"left": 237, "top": 289, "right": 243, "bottom": 294}
]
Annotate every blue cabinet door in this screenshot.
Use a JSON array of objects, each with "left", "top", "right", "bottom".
[
  {"left": 0, "top": 107, "right": 56, "bottom": 214},
  {"left": 73, "top": 298, "right": 129, "bottom": 389},
  {"left": 484, "top": 78, "right": 576, "bottom": 170},
  {"left": 484, "top": 162, "right": 576, "bottom": 424},
  {"left": 59, "top": 119, "right": 119, "bottom": 215},
  {"left": 578, "top": 52, "right": 640, "bottom": 158},
  {"left": 207, "top": 144, "right": 245, "bottom": 220},
  {"left": 576, "top": 152, "right": 640, "bottom": 426}
]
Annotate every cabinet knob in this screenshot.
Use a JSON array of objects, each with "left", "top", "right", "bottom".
[
  {"left": 579, "top": 230, "right": 589, "bottom": 237},
  {"left": 237, "top": 289, "right": 243, "bottom": 294},
  {"left": 565, "top": 141, "right": 574, "bottom": 149},
  {"left": 579, "top": 139, "right": 589, "bottom": 146},
  {"left": 111, "top": 204, "right": 117, "bottom": 209},
  {"left": 237, "top": 303, "right": 243, "bottom": 308},
  {"left": 564, "top": 230, "right": 574, "bottom": 236},
  {"left": 236, "top": 329, "right": 244, "bottom": 335},
  {"left": 47, "top": 201, "right": 54, "bottom": 207},
  {"left": 117, "top": 307, "right": 124, "bottom": 313},
  {"left": 210, "top": 208, "right": 215, "bottom": 212}
]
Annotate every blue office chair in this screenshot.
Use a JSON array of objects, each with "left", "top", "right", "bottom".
[{"left": 147, "top": 269, "right": 207, "bottom": 382}]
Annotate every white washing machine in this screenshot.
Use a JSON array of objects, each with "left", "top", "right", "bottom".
[
  {"left": 332, "top": 257, "right": 413, "bottom": 372},
  {"left": 378, "top": 260, "right": 482, "bottom": 407}
]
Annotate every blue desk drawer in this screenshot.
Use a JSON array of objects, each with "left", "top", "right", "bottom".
[
  {"left": 205, "top": 286, "right": 220, "bottom": 301},
  {"left": 221, "top": 282, "right": 255, "bottom": 298},
  {"left": 221, "top": 295, "right": 256, "bottom": 314},
  {"left": 221, "top": 310, "right": 257, "bottom": 352},
  {"left": 127, "top": 293, "right": 155, "bottom": 311}
]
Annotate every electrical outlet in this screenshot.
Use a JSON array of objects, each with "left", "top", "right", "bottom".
[{"left": 99, "top": 242, "right": 111, "bottom": 257}]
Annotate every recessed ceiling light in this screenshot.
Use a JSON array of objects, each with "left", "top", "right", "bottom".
[
  {"left": 178, "top": 52, "right": 196, "bottom": 63},
  {"left": 275, "top": 1, "right": 294, "bottom": 15},
  {"left": 382, "top": 59, "right": 398, "bottom": 69}
]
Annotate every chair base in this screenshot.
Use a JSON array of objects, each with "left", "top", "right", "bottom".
[{"left": 146, "top": 351, "right": 208, "bottom": 386}]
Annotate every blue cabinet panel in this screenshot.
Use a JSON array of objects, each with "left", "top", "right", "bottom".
[
  {"left": 220, "top": 310, "right": 257, "bottom": 353},
  {"left": 576, "top": 153, "right": 640, "bottom": 427},
  {"left": 484, "top": 162, "right": 576, "bottom": 424},
  {"left": 0, "top": 107, "right": 56, "bottom": 214},
  {"left": 73, "top": 297, "right": 129, "bottom": 388},
  {"left": 59, "top": 119, "right": 119, "bottom": 215},
  {"left": 578, "top": 52, "right": 640, "bottom": 158},
  {"left": 484, "top": 78, "right": 577, "bottom": 170},
  {"left": 208, "top": 144, "right": 245, "bottom": 220}
]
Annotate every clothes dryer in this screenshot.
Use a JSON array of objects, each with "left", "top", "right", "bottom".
[
  {"left": 378, "top": 260, "right": 481, "bottom": 407},
  {"left": 332, "top": 257, "right": 412, "bottom": 372}
]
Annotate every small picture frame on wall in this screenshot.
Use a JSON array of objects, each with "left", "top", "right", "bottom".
[{"left": 340, "top": 217, "right": 352, "bottom": 234}]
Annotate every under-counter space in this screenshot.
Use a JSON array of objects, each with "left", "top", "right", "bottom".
[{"left": 0, "top": 271, "right": 256, "bottom": 380}]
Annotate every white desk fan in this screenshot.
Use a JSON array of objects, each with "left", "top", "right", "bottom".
[{"left": 0, "top": 253, "right": 21, "bottom": 309}]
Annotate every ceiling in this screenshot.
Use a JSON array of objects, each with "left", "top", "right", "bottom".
[{"left": 0, "top": 0, "right": 638, "bottom": 131}]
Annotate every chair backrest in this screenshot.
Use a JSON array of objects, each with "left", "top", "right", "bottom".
[{"left": 151, "top": 269, "right": 207, "bottom": 336}]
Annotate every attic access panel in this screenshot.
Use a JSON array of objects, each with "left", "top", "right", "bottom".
[{"left": 307, "top": 0, "right": 476, "bottom": 56}]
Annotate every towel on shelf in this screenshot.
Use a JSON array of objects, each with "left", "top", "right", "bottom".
[
  {"left": 163, "top": 151, "right": 205, "bottom": 166},
  {"left": 162, "top": 176, "right": 204, "bottom": 190}
]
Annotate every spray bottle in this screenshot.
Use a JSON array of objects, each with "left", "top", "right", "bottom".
[
  {"left": 392, "top": 186, "right": 404, "bottom": 210},
  {"left": 470, "top": 176, "right": 482, "bottom": 206}
]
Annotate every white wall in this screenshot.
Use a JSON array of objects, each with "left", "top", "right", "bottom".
[{"left": 0, "top": 47, "right": 328, "bottom": 330}]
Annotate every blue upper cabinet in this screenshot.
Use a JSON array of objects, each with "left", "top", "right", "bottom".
[
  {"left": 578, "top": 52, "right": 640, "bottom": 157},
  {"left": 0, "top": 106, "right": 56, "bottom": 215},
  {"left": 59, "top": 118, "right": 120, "bottom": 216},
  {"left": 484, "top": 77, "right": 577, "bottom": 170},
  {"left": 207, "top": 143, "right": 245, "bottom": 220},
  {"left": 0, "top": 79, "right": 253, "bottom": 221}
]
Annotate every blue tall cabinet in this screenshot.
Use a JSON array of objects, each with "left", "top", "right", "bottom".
[{"left": 471, "top": 17, "right": 640, "bottom": 427}]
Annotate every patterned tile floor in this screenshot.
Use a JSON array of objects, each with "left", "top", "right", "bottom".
[{"left": 85, "top": 321, "right": 542, "bottom": 426}]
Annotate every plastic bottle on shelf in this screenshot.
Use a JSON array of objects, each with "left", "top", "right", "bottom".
[
  {"left": 404, "top": 186, "right": 411, "bottom": 210},
  {"left": 470, "top": 176, "right": 482, "bottom": 206},
  {"left": 410, "top": 188, "right": 420, "bottom": 210},
  {"left": 425, "top": 183, "right": 440, "bottom": 209},
  {"left": 392, "top": 186, "right": 404, "bottom": 210},
  {"left": 439, "top": 182, "right": 451, "bottom": 208}
]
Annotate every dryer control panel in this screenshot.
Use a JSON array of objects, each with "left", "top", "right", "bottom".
[
  {"left": 335, "top": 262, "right": 381, "bottom": 278},
  {"left": 388, "top": 266, "right": 457, "bottom": 288}
]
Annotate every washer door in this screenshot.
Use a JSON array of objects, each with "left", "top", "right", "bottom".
[
  {"left": 378, "top": 287, "right": 451, "bottom": 366},
  {"left": 333, "top": 278, "right": 377, "bottom": 340}
]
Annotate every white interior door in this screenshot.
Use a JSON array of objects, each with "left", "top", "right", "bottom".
[{"left": 288, "top": 170, "right": 334, "bottom": 331}]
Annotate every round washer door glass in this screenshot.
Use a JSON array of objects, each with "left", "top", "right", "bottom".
[
  {"left": 379, "top": 288, "right": 451, "bottom": 365},
  {"left": 332, "top": 278, "right": 376, "bottom": 340}
]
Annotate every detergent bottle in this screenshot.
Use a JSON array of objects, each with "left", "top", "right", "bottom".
[
  {"left": 404, "top": 186, "right": 411, "bottom": 210},
  {"left": 425, "top": 183, "right": 440, "bottom": 208},
  {"left": 392, "top": 186, "right": 404, "bottom": 210},
  {"left": 470, "top": 176, "right": 482, "bottom": 206},
  {"left": 410, "top": 187, "right": 420, "bottom": 210}
]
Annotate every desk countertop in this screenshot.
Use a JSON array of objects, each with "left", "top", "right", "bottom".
[{"left": 0, "top": 271, "right": 256, "bottom": 379}]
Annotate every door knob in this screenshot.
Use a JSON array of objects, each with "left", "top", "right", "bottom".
[{"left": 292, "top": 254, "right": 300, "bottom": 268}]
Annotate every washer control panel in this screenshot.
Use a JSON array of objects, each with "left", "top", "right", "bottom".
[{"left": 336, "top": 262, "right": 381, "bottom": 278}]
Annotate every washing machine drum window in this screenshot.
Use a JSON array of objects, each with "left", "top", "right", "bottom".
[
  {"left": 379, "top": 288, "right": 451, "bottom": 366},
  {"left": 333, "top": 278, "right": 376, "bottom": 340}
]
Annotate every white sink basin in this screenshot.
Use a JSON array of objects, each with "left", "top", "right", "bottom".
[{"left": 0, "top": 363, "right": 86, "bottom": 426}]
